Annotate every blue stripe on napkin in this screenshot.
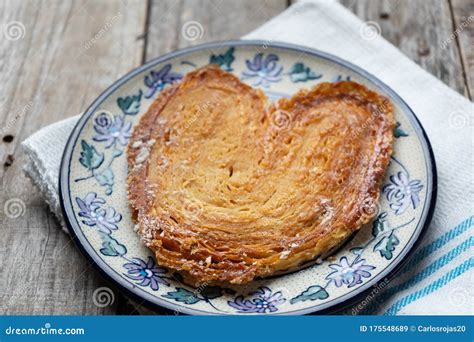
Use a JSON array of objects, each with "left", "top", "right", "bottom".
[{"left": 385, "top": 257, "right": 473, "bottom": 315}]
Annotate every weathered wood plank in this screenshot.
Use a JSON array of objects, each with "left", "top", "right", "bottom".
[
  {"left": 0, "top": 0, "right": 147, "bottom": 314},
  {"left": 341, "top": 0, "right": 470, "bottom": 98},
  {"left": 145, "top": 0, "right": 288, "bottom": 60},
  {"left": 114, "top": 0, "right": 288, "bottom": 315},
  {"left": 450, "top": 0, "right": 474, "bottom": 99}
]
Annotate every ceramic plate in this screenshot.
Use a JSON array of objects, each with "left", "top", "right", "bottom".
[{"left": 59, "top": 41, "right": 436, "bottom": 315}]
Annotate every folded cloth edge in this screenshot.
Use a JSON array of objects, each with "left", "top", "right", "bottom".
[{"left": 22, "top": 115, "right": 81, "bottom": 232}]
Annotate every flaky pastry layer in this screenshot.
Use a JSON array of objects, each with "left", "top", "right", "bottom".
[{"left": 127, "top": 65, "right": 394, "bottom": 284}]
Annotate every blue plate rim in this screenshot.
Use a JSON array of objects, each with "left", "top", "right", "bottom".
[{"left": 59, "top": 39, "right": 437, "bottom": 315}]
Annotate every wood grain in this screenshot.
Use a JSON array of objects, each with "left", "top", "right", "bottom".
[
  {"left": 450, "top": 0, "right": 474, "bottom": 99},
  {"left": 341, "top": 0, "right": 470, "bottom": 98},
  {"left": 0, "top": 0, "right": 147, "bottom": 314},
  {"left": 144, "top": 0, "right": 287, "bottom": 60}
]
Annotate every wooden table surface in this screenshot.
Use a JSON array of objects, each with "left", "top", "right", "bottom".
[{"left": 1, "top": 0, "right": 472, "bottom": 315}]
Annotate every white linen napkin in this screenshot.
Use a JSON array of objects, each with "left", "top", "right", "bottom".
[{"left": 22, "top": 0, "right": 473, "bottom": 315}]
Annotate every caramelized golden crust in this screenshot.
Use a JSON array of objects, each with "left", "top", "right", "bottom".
[{"left": 127, "top": 65, "right": 395, "bottom": 284}]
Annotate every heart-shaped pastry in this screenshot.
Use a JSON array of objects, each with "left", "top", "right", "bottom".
[{"left": 127, "top": 65, "right": 394, "bottom": 285}]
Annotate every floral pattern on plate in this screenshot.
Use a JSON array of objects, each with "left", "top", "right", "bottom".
[
  {"left": 123, "top": 257, "right": 171, "bottom": 291},
  {"left": 383, "top": 157, "right": 423, "bottom": 215},
  {"left": 228, "top": 287, "right": 286, "bottom": 313},
  {"left": 241, "top": 52, "right": 283, "bottom": 87},
  {"left": 63, "top": 42, "right": 434, "bottom": 315}
]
